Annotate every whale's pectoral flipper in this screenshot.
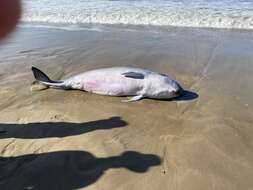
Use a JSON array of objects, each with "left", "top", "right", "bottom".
[
  {"left": 31, "top": 66, "right": 66, "bottom": 89},
  {"left": 122, "top": 95, "right": 144, "bottom": 102},
  {"left": 122, "top": 72, "right": 145, "bottom": 79}
]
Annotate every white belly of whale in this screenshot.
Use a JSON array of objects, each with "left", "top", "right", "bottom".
[{"left": 65, "top": 67, "right": 146, "bottom": 96}]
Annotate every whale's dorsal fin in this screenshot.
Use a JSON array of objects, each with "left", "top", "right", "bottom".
[{"left": 122, "top": 72, "right": 145, "bottom": 79}]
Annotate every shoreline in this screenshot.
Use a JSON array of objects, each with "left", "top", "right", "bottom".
[{"left": 19, "top": 21, "right": 253, "bottom": 34}]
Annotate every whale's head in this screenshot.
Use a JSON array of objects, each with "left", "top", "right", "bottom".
[
  {"left": 160, "top": 79, "right": 183, "bottom": 99},
  {"left": 147, "top": 74, "right": 183, "bottom": 99},
  {"left": 168, "top": 79, "right": 183, "bottom": 98}
]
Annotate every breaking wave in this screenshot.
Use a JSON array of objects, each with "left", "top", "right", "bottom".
[{"left": 22, "top": 0, "right": 253, "bottom": 30}]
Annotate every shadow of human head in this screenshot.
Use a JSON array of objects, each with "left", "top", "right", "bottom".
[
  {"left": 0, "top": 150, "right": 161, "bottom": 190},
  {"left": 108, "top": 151, "right": 161, "bottom": 173},
  {"left": 0, "top": 117, "right": 127, "bottom": 139}
]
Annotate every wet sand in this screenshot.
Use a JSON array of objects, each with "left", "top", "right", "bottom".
[{"left": 0, "top": 26, "right": 253, "bottom": 190}]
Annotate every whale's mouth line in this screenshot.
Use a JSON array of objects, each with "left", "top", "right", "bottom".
[
  {"left": 173, "top": 89, "right": 182, "bottom": 97},
  {"left": 171, "top": 87, "right": 184, "bottom": 97}
]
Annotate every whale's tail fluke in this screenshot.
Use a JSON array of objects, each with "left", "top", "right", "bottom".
[{"left": 31, "top": 66, "right": 66, "bottom": 89}]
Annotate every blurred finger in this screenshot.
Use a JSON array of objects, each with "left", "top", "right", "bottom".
[{"left": 0, "top": 0, "right": 21, "bottom": 39}]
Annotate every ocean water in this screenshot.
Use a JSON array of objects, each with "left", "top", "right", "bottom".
[{"left": 22, "top": 0, "right": 253, "bottom": 30}]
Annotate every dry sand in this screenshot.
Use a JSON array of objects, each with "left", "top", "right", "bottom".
[{"left": 0, "top": 26, "right": 253, "bottom": 190}]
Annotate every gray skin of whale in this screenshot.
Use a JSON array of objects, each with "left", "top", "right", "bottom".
[{"left": 31, "top": 66, "right": 183, "bottom": 102}]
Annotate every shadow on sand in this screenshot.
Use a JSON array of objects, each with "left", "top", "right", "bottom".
[
  {"left": 0, "top": 117, "right": 161, "bottom": 189},
  {"left": 0, "top": 117, "right": 127, "bottom": 139},
  {"left": 0, "top": 150, "right": 161, "bottom": 190},
  {"left": 149, "top": 90, "right": 198, "bottom": 102},
  {"left": 171, "top": 90, "right": 199, "bottom": 102}
]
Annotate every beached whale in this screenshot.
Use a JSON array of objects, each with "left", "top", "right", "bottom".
[{"left": 31, "top": 66, "right": 183, "bottom": 102}]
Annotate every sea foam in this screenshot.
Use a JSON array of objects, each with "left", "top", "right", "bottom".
[{"left": 22, "top": 0, "right": 253, "bottom": 30}]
